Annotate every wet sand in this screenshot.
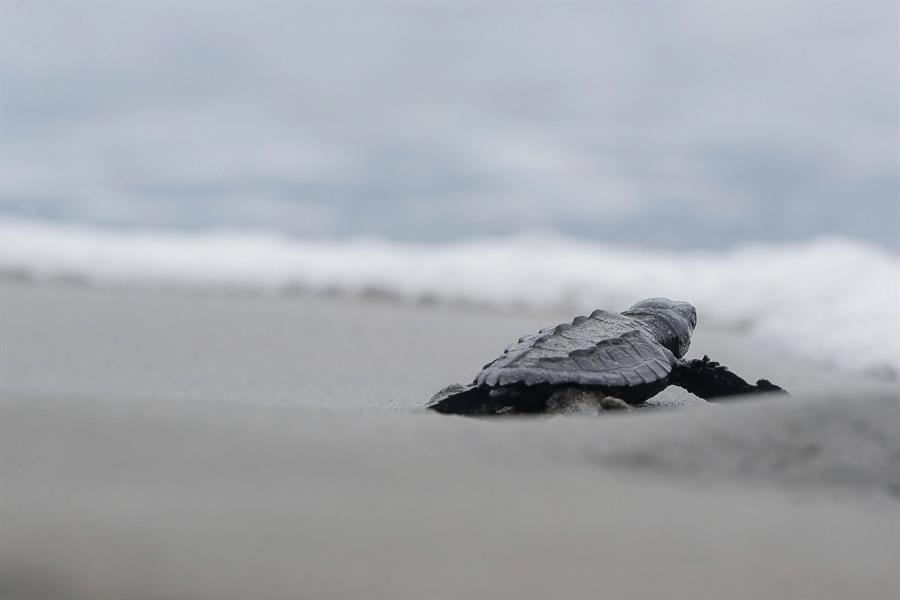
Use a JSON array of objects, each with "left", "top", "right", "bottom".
[{"left": 1, "top": 282, "right": 898, "bottom": 599}]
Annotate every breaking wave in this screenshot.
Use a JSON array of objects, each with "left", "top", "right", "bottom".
[{"left": 2, "top": 218, "right": 897, "bottom": 378}]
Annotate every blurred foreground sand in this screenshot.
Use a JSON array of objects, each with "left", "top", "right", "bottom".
[{"left": 1, "top": 282, "right": 898, "bottom": 599}]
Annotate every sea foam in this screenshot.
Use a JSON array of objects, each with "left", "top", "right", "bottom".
[{"left": 2, "top": 218, "right": 897, "bottom": 378}]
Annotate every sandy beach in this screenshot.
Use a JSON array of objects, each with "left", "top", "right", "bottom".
[{"left": 1, "top": 281, "right": 898, "bottom": 599}]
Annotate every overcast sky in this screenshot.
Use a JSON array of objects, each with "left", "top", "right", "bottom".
[{"left": 1, "top": 1, "right": 897, "bottom": 249}]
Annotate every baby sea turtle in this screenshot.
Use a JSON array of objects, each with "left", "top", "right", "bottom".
[{"left": 429, "top": 298, "right": 785, "bottom": 415}]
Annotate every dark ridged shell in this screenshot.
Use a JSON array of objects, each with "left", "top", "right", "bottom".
[{"left": 474, "top": 310, "right": 677, "bottom": 389}]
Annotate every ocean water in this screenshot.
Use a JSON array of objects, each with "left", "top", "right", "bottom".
[{"left": 3, "top": 218, "right": 897, "bottom": 380}]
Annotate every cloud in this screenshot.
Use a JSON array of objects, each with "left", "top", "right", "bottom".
[{"left": 1, "top": 1, "right": 897, "bottom": 248}]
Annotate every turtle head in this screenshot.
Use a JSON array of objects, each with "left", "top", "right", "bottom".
[{"left": 623, "top": 298, "right": 697, "bottom": 358}]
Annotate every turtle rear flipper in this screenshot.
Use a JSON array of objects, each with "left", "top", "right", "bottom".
[
  {"left": 671, "top": 356, "right": 787, "bottom": 401},
  {"left": 428, "top": 383, "right": 488, "bottom": 414},
  {"left": 427, "top": 384, "right": 537, "bottom": 415},
  {"left": 428, "top": 383, "right": 560, "bottom": 415}
]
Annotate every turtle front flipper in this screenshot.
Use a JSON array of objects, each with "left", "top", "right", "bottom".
[{"left": 671, "top": 356, "right": 787, "bottom": 401}]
